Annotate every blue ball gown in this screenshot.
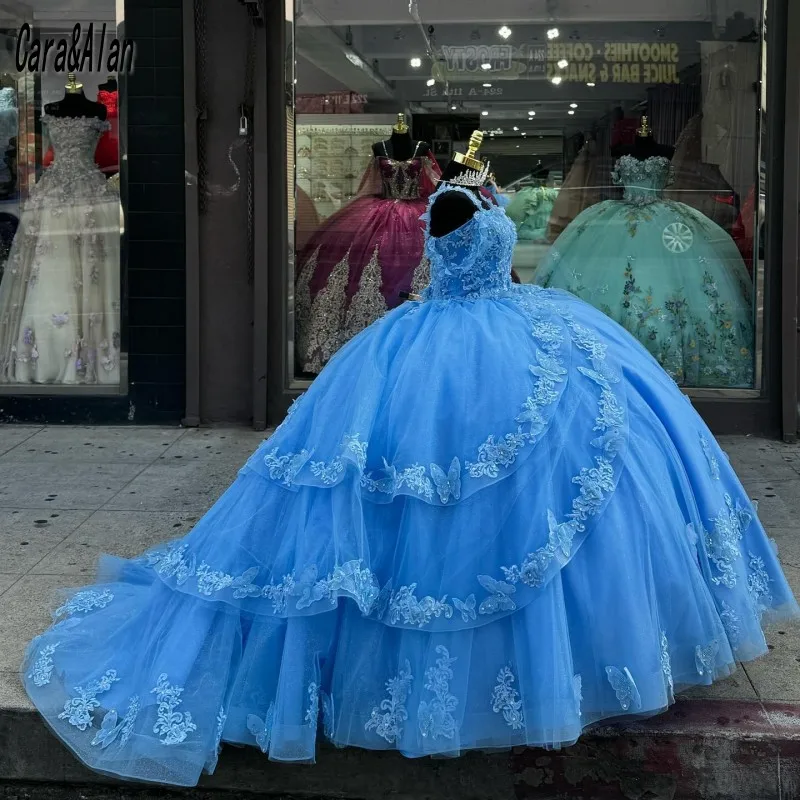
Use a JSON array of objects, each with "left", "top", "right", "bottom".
[
  {"left": 535, "top": 155, "right": 754, "bottom": 388},
  {"left": 22, "top": 182, "right": 798, "bottom": 787}
]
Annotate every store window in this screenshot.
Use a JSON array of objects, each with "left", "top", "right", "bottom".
[
  {"left": 288, "top": 0, "right": 765, "bottom": 391},
  {"left": 0, "top": 6, "right": 124, "bottom": 391}
]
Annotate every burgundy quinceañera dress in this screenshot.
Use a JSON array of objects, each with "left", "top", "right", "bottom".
[{"left": 295, "top": 142, "right": 441, "bottom": 373}]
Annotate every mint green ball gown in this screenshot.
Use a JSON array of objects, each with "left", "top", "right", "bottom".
[{"left": 535, "top": 156, "right": 754, "bottom": 388}]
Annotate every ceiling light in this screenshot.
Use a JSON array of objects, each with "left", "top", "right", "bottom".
[
  {"left": 521, "top": 132, "right": 527, "bottom": 136},
  {"left": 451, "top": 105, "right": 457, "bottom": 110},
  {"left": 513, "top": 126, "right": 519, "bottom": 131},
  {"left": 498, "top": 25, "right": 512, "bottom": 39},
  {"left": 426, "top": 78, "right": 435, "bottom": 86},
  {"left": 568, "top": 110, "right": 575, "bottom": 115},
  {"left": 481, "top": 110, "right": 489, "bottom": 116},
  {"left": 547, "top": 27, "right": 560, "bottom": 39},
  {"left": 528, "top": 110, "right": 536, "bottom": 116},
  {"left": 557, "top": 59, "right": 568, "bottom": 69},
  {"left": 483, "top": 82, "right": 492, "bottom": 87},
  {"left": 346, "top": 52, "right": 364, "bottom": 68},
  {"left": 551, "top": 76, "right": 562, "bottom": 85},
  {"left": 570, "top": 103, "right": 578, "bottom": 108},
  {"left": 516, "top": 145, "right": 520, "bottom": 148},
  {"left": 410, "top": 57, "right": 422, "bottom": 68},
  {"left": 586, "top": 82, "right": 596, "bottom": 87},
  {"left": 481, "top": 62, "right": 492, "bottom": 70}
]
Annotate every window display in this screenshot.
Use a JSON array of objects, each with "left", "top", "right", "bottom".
[
  {"left": 0, "top": 12, "right": 122, "bottom": 391},
  {"left": 289, "top": 0, "right": 764, "bottom": 390}
]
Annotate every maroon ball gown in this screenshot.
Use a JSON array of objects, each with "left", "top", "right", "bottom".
[{"left": 295, "top": 143, "right": 441, "bottom": 374}]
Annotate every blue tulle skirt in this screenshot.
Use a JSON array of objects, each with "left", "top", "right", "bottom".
[{"left": 22, "top": 284, "right": 799, "bottom": 787}]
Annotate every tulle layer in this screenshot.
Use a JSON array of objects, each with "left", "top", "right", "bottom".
[{"left": 21, "top": 284, "right": 800, "bottom": 787}]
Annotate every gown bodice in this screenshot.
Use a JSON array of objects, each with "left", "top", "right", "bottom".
[
  {"left": 613, "top": 155, "right": 672, "bottom": 206},
  {"left": 377, "top": 156, "right": 427, "bottom": 200},
  {"left": 97, "top": 89, "right": 118, "bottom": 116},
  {"left": 34, "top": 115, "right": 115, "bottom": 206},
  {"left": 422, "top": 183, "right": 517, "bottom": 300},
  {"left": 0, "top": 87, "right": 16, "bottom": 111}
]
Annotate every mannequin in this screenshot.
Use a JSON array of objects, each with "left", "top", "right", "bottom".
[
  {"left": 98, "top": 74, "right": 118, "bottom": 92},
  {"left": 372, "top": 113, "right": 430, "bottom": 161},
  {"left": 429, "top": 131, "right": 491, "bottom": 238},
  {"left": 613, "top": 116, "right": 673, "bottom": 161},
  {"left": 45, "top": 73, "right": 107, "bottom": 120}
]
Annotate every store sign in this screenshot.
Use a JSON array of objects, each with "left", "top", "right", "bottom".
[
  {"left": 545, "top": 41, "right": 681, "bottom": 84},
  {"left": 16, "top": 23, "right": 135, "bottom": 74},
  {"left": 437, "top": 41, "right": 681, "bottom": 85}
]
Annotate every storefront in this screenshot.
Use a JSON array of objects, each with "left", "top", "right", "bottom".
[
  {"left": 257, "top": 0, "right": 800, "bottom": 439},
  {"left": 0, "top": 0, "right": 186, "bottom": 424},
  {"left": 1, "top": 0, "right": 797, "bottom": 437}
]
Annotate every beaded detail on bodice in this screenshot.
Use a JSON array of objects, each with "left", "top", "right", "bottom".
[
  {"left": 0, "top": 87, "right": 16, "bottom": 111},
  {"left": 97, "top": 90, "right": 118, "bottom": 115},
  {"left": 421, "top": 183, "right": 517, "bottom": 300},
  {"left": 612, "top": 155, "right": 673, "bottom": 206},
  {"left": 31, "top": 115, "right": 116, "bottom": 208},
  {"left": 377, "top": 141, "right": 429, "bottom": 200}
]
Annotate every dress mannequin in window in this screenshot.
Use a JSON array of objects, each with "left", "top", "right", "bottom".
[
  {"left": 536, "top": 117, "right": 754, "bottom": 388},
  {"left": 20, "top": 125, "right": 797, "bottom": 788},
  {"left": 94, "top": 74, "right": 119, "bottom": 176},
  {"left": 0, "top": 73, "right": 120, "bottom": 384},
  {"left": 0, "top": 74, "right": 17, "bottom": 174},
  {"left": 294, "top": 112, "right": 441, "bottom": 373}
]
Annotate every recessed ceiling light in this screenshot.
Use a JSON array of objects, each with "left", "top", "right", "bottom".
[
  {"left": 481, "top": 110, "right": 489, "bottom": 116},
  {"left": 481, "top": 62, "right": 492, "bottom": 70},
  {"left": 570, "top": 103, "right": 578, "bottom": 108},
  {"left": 528, "top": 110, "right": 536, "bottom": 116},
  {"left": 516, "top": 144, "right": 520, "bottom": 148},
  {"left": 513, "top": 126, "right": 519, "bottom": 131},
  {"left": 426, "top": 78, "right": 435, "bottom": 87},
  {"left": 498, "top": 25, "right": 512, "bottom": 39},
  {"left": 568, "top": 110, "right": 575, "bottom": 115},
  {"left": 547, "top": 27, "right": 560, "bottom": 39},
  {"left": 551, "top": 76, "right": 562, "bottom": 85},
  {"left": 557, "top": 59, "right": 568, "bottom": 69},
  {"left": 483, "top": 82, "right": 492, "bottom": 87},
  {"left": 586, "top": 82, "right": 596, "bottom": 87},
  {"left": 410, "top": 57, "right": 422, "bottom": 68},
  {"left": 521, "top": 132, "right": 527, "bottom": 136},
  {"left": 451, "top": 105, "right": 457, "bottom": 110}
]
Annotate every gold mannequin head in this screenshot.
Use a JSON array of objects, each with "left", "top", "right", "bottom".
[
  {"left": 453, "top": 130, "right": 485, "bottom": 171},
  {"left": 65, "top": 72, "right": 83, "bottom": 93},
  {"left": 393, "top": 112, "right": 409, "bottom": 133},
  {"left": 637, "top": 116, "right": 651, "bottom": 137}
]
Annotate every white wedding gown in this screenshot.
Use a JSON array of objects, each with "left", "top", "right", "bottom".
[{"left": 0, "top": 114, "right": 120, "bottom": 384}]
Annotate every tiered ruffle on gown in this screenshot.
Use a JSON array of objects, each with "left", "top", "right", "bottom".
[{"left": 22, "top": 185, "right": 798, "bottom": 788}]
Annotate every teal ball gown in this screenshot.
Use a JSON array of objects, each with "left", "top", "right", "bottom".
[{"left": 535, "top": 155, "right": 754, "bottom": 388}]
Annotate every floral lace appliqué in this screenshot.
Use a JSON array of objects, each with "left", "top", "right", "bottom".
[
  {"left": 695, "top": 640, "right": 719, "bottom": 677},
  {"left": 151, "top": 674, "right": 197, "bottom": 745},
  {"left": 54, "top": 589, "right": 113, "bottom": 619},
  {"left": 705, "top": 494, "right": 753, "bottom": 588},
  {"left": 29, "top": 643, "right": 59, "bottom": 687},
  {"left": 418, "top": 646, "right": 458, "bottom": 740},
  {"left": 247, "top": 703, "right": 275, "bottom": 754},
  {"left": 747, "top": 553, "right": 773, "bottom": 618},
  {"left": 365, "top": 661, "right": 413, "bottom": 743},
  {"left": 59, "top": 670, "right": 119, "bottom": 730},
  {"left": 491, "top": 666, "right": 524, "bottom": 730}
]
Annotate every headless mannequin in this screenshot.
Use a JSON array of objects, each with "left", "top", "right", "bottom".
[
  {"left": 45, "top": 74, "right": 106, "bottom": 120},
  {"left": 372, "top": 129, "right": 430, "bottom": 161},
  {"left": 98, "top": 75, "right": 118, "bottom": 93}
]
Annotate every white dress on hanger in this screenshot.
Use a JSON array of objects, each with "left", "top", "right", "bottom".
[{"left": 0, "top": 114, "right": 120, "bottom": 384}]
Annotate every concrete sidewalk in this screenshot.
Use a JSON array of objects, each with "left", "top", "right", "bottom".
[{"left": 0, "top": 425, "right": 799, "bottom": 798}]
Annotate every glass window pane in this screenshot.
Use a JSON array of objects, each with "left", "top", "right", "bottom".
[
  {"left": 290, "top": 1, "right": 763, "bottom": 390},
  {"left": 0, "top": 11, "right": 123, "bottom": 390}
]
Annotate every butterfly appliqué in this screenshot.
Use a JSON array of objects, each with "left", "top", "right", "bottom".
[
  {"left": 477, "top": 575, "right": 516, "bottom": 615},
  {"left": 247, "top": 703, "right": 275, "bottom": 754},
  {"left": 430, "top": 457, "right": 461, "bottom": 504}
]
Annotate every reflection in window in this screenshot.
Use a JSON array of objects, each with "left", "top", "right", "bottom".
[
  {"left": 290, "top": 1, "right": 763, "bottom": 389},
  {"left": 0, "top": 13, "right": 122, "bottom": 389}
]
